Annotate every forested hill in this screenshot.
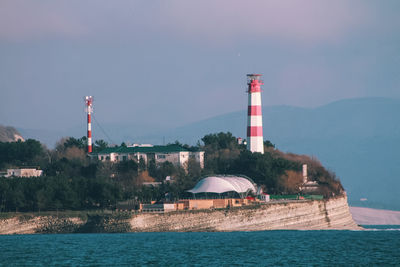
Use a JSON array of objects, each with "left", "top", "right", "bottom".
[
  {"left": 0, "top": 125, "right": 24, "bottom": 142},
  {"left": 0, "top": 134, "right": 342, "bottom": 212}
]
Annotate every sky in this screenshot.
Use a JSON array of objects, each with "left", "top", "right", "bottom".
[{"left": 0, "top": 0, "right": 399, "bottom": 133}]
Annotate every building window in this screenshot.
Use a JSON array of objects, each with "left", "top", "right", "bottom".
[
  {"left": 106, "top": 156, "right": 110, "bottom": 161},
  {"left": 157, "top": 154, "right": 166, "bottom": 159},
  {"left": 100, "top": 156, "right": 104, "bottom": 160},
  {"left": 123, "top": 156, "right": 127, "bottom": 161},
  {"left": 116, "top": 156, "right": 119, "bottom": 161}
]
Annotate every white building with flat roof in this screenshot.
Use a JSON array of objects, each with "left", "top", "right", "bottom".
[
  {"left": 6, "top": 168, "right": 43, "bottom": 178},
  {"left": 95, "top": 144, "right": 204, "bottom": 169}
]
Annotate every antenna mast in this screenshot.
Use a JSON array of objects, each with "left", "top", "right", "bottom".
[{"left": 85, "top": 96, "right": 93, "bottom": 153}]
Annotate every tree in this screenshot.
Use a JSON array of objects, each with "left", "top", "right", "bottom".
[
  {"left": 53, "top": 137, "right": 88, "bottom": 164},
  {"left": 264, "top": 140, "right": 275, "bottom": 149},
  {"left": 45, "top": 157, "right": 83, "bottom": 177},
  {"left": 0, "top": 139, "right": 45, "bottom": 168},
  {"left": 173, "top": 168, "right": 197, "bottom": 199},
  {"left": 63, "top": 137, "right": 86, "bottom": 150},
  {"left": 156, "top": 161, "right": 176, "bottom": 181},
  {"left": 63, "top": 147, "right": 87, "bottom": 162},
  {"left": 201, "top": 132, "right": 238, "bottom": 150},
  {"left": 0, "top": 178, "right": 9, "bottom": 212},
  {"left": 7, "top": 179, "right": 25, "bottom": 212},
  {"left": 201, "top": 132, "right": 242, "bottom": 174},
  {"left": 116, "top": 160, "right": 138, "bottom": 174},
  {"left": 229, "top": 150, "right": 299, "bottom": 194},
  {"left": 281, "top": 170, "right": 303, "bottom": 194},
  {"left": 170, "top": 141, "right": 191, "bottom": 150},
  {"left": 187, "top": 158, "right": 201, "bottom": 179},
  {"left": 148, "top": 159, "right": 157, "bottom": 178},
  {"left": 138, "top": 157, "right": 146, "bottom": 172},
  {"left": 94, "top": 140, "right": 108, "bottom": 152}
]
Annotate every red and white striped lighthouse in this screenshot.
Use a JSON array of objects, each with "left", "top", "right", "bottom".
[
  {"left": 85, "top": 96, "right": 93, "bottom": 153},
  {"left": 246, "top": 74, "right": 264, "bottom": 154}
]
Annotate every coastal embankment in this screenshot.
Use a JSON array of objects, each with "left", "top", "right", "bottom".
[
  {"left": 0, "top": 195, "right": 361, "bottom": 234},
  {"left": 130, "top": 195, "right": 360, "bottom": 231}
]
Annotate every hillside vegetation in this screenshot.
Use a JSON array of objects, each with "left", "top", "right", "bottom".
[{"left": 0, "top": 133, "right": 343, "bottom": 212}]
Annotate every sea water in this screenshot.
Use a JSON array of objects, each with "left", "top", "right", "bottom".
[{"left": 0, "top": 229, "right": 399, "bottom": 266}]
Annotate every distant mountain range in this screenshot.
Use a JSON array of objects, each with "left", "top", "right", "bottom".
[{"left": 16, "top": 97, "right": 400, "bottom": 210}]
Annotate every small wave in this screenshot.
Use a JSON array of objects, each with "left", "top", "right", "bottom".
[
  {"left": 364, "top": 228, "right": 400, "bottom": 231},
  {"left": 361, "top": 225, "right": 400, "bottom": 231}
]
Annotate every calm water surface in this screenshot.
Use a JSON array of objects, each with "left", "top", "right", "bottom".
[{"left": 1, "top": 230, "right": 399, "bottom": 266}]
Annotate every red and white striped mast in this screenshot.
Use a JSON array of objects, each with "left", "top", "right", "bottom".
[
  {"left": 84, "top": 96, "right": 93, "bottom": 153},
  {"left": 246, "top": 74, "right": 264, "bottom": 154}
]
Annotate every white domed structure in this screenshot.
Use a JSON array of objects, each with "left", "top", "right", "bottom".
[{"left": 188, "top": 175, "right": 256, "bottom": 198}]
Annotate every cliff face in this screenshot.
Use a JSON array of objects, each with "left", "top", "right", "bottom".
[
  {"left": 0, "top": 195, "right": 360, "bottom": 235},
  {"left": 130, "top": 195, "right": 360, "bottom": 231},
  {"left": 0, "top": 125, "right": 24, "bottom": 142}
]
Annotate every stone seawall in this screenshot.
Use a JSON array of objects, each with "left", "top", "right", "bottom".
[
  {"left": 0, "top": 195, "right": 361, "bottom": 234},
  {"left": 130, "top": 195, "right": 361, "bottom": 231},
  {"left": 0, "top": 216, "right": 85, "bottom": 235}
]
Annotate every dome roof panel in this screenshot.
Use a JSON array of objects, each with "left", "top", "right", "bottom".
[{"left": 188, "top": 175, "right": 256, "bottom": 195}]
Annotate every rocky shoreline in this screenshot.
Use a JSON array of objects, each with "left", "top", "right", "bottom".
[{"left": 0, "top": 195, "right": 361, "bottom": 234}]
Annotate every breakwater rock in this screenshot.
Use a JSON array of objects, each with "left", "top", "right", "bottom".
[
  {"left": 0, "top": 213, "right": 132, "bottom": 234},
  {"left": 0, "top": 195, "right": 361, "bottom": 234},
  {"left": 76, "top": 213, "right": 132, "bottom": 233},
  {"left": 0, "top": 216, "right": 85, "bottom": 235}
]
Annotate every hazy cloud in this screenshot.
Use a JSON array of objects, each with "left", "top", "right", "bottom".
[
  {"left": 159, "top": 0, "right": 372, "bottom": 45},
  {"left": 0, "top": 1, "right": 88, "bottom": 41},
  {"left": 0, "top": 1, "right": 399, "bottom": 133},
  {"left": 0, "top": 0, "right": 374, "bottom": 45}
]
